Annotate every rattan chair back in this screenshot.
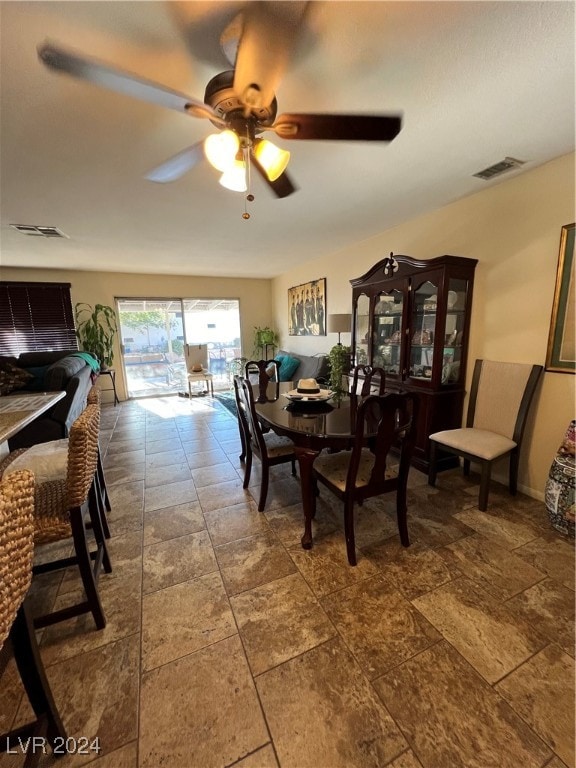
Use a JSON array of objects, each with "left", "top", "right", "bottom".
[
  {"left": 67, "top": 403, "right": 100, "bottom": 508},
  {"left": 87, "top": 385, "right": 101, "bottom": 405},
  {"left": 0, "top": 470, "right": 35, "bottom": 649}
]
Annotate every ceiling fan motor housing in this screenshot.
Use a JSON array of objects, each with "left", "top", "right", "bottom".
[{"left": 204, "top": 70, "right": 277, "bottom": 128}]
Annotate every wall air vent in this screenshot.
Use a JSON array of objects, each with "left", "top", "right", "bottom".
[
  {"left": 473, "top": 157, "right": 526, "bottom": 180},
  {"left": 10, "top": 224, "right": 68, "bottom": 238}
]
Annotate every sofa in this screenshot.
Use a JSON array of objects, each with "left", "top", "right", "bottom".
[
  {"left": 274, "top": 349, "right": 330, "bottom": 384},
  {"left": 0, "top": 350, "right": 97, "bottom": 449}
]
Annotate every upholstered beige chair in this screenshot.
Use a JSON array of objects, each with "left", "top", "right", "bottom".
[
  {"left": 184, "top": 343, "right": 214, "bottom": 396},
  {"left": 428, "top": 359, "right": 543, "bottom": 510},
  {"left": 0, "top": 470, "right": 67, "bottom": 763}
]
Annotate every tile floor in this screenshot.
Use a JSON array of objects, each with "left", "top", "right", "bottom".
[{"left": 1, "top": 395, "right": 574, "bottom": 768}]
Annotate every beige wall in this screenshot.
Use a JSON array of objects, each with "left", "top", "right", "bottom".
[
  {"left": 0, "top": 268, "right": 273, "bottom": 401},
  {"left": 271, "top": 152, "right": 576, "bottom": 500},
  {"left": 3, "top": 153, "right": 574, "bottom": 499}
]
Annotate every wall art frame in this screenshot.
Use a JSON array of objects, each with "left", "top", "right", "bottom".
[
  {"left": 288, "top": 278, "right": 326, "bottom": 336},
  {"left": 546, "top": 222, "right": 575, "bottom": 373}
]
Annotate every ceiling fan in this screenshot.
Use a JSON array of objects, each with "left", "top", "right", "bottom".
[{"left": 37, "top": 2, "right": 402, "bottom": 202}]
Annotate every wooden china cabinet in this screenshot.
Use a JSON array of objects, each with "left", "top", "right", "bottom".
[{"left": 351, "top": 253, "right": 478, "bottom": 472}]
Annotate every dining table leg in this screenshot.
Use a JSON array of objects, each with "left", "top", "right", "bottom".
[{"left": 294, "top": 446, "right": 320, "bottom": 550}]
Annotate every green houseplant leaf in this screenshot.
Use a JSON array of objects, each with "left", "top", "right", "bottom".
[
  {"left": 252, "top": 326, "right": 279, "bottom": 357},
  {"left": 75, "top": 302, "right": 118, "bottom": 368},
  {"left": 328, "top": 344, "right": 352, "bottom": 396}
]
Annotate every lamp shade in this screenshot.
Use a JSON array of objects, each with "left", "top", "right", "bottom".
[{"left": 328, "top": 314, "right": 351, "bottom": 334}]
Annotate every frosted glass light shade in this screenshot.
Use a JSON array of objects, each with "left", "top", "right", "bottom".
[
  {"left": 219, "top": 160, "right": 247, "bottom": 192},
  {"left": 204, "top": 130, "right": 240, "bottom": 172},
  {"left": 254, "top": 139, "right": 290, "bottom": 181}
]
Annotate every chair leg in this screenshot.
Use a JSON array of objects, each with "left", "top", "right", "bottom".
[
  {"left": 291, "top": 459, "right": 297, "bottom": 477},
  {"left": 396, "top": 487, "right": 410, "bottom": 547},
  {"left": 97, "top": 448, "right": 112, "bottom": 515},
  {"left": 88, "top": 483, "right": 112, "bottom": 574},
  {"left": 343, "top": 498, "right": 357, "bottom": 566},
  {"left": 463, "top": 459, "right": 471, "bottom": 477},
  {"left": 237, "top": 422, "right": 247, "bottom": 463},
  {"left": 258, "top": 464, "right": 270, "bottom": 512},
  {"left": 509, "top": 450, "right": 519, "bottom": 496},
  {"left": 70, "top": 506, "right": 106, "bottom": 630},
  {"left": 243, "top": 450, "right": 252, "bottom": 489},
  {"left": 427, "top": 441, "right": 438, "bottom": 486},
  {"left": 479, "top": 461, "right": 491, "bottom": 511},
  {"left": 9, "top": 601, "right": 67, "bottom": 749}
]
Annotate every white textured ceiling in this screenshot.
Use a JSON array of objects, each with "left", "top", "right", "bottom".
[{"left": 1, "top": 1, "right": 574, "bottom": 278}]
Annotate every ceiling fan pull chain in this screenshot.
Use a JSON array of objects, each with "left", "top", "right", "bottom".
[{"left": 243, "top": 136, "right": 254, "bottom": 220}]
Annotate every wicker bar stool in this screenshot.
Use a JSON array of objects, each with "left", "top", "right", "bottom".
[
  {"left": 86, "top": 386, "right": 111, "bottom": 538},
  {"left": 0, "top": 469, "right": 67, "bottom": 765},
  {"left": 0, "top": 404, "right": 111, "bottom": 630}
]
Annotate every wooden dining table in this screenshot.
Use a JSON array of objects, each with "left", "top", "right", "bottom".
[
  {"left": 0, "top": 391, "right": 66, "bottom": 450},
  {"left": 254, "top": 382, "right": 364, "bottom": 552}
]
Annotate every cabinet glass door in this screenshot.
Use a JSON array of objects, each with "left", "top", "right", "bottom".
[
  {"left": 409, "top": 280, "right": 437, "bottom": 381},
  {"left": 372, "top": 289, "right": 404, "bottom": 377},
  {"left": 354, "top": 293, "right": 370, "bottom": 366},
  {"left": 440, "top": 278, "right": 469, "bottom": 385}
]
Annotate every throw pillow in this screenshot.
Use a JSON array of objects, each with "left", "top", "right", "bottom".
[
  {"left": 0, "top": 363, "right": 33, "bottom": 396},
  {"left": 277, "top": 355, "right": 300, "bottom": 382},
  {"left": 23, "top": 365, "right": 50, "bottom": 392}
]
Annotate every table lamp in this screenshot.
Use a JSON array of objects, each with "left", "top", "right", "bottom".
[{"left": 328, "top": 314, "right": 352, "bottom": 345}]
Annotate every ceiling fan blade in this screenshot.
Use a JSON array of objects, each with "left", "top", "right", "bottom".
[
  {"left": 146, "top": 142, "right": 205, "bottom": 184},
  {"left": 272, "top": 113, "right": 403, "bottom": 142},
  {"left": 37, "top": 42, "right": 222, "bottom": 123},
  {"left": 251, "top": 153, "right": 297, "bottom": 198},
  {"left": 233, "top": 2, "right": 309, "bottom": 112},
  {"left": 169, "top": 2, "right": 245, "bottom": 69}
]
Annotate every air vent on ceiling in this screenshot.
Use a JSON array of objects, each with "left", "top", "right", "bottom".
[
  {"left": 473, "top": 157, "right": 526, "bottom": 181},
  {"left": 10, "top": 224, "right": 68, "bottom": 238}
]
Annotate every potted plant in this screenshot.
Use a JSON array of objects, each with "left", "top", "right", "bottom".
[
  {"left": 252, "top": 326, "right": 279, "bottom": 357},
  {"left": 328, "top": 343, "right": 352, "bottom": 397},
  {"left": 75, "top": 303, "right": 118, "bottom": 369}
]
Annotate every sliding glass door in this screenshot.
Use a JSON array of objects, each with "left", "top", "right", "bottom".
[{"left": 117, "top": 298, "right": 241, "bottom": 398}]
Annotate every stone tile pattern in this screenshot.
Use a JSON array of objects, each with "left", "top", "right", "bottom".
[{"left": 1, "top": 396, "right": 573, "bottom": 768}]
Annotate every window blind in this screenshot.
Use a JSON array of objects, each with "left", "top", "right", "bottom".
[{"left": 0, "top": 281, "right": 78, "bottom": 356}]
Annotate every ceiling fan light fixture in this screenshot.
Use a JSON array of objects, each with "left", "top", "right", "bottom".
[
  {"left": 254, "top": 139, "right": 290, "bottom": 181},
  {"left": 219, "top": 160, "right": 247, "bottom": 192},
  {"left": 204, "top": 130, "right": 240, "bottom": 172}
]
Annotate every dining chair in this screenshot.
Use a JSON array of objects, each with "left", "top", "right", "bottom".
[
  {"left": 184, "top": 343, "right": 214, "bottom": 396},
  {"left": 232, "top": 374, "right": 249, "bottom": 464},
  {"left": 312, "top": 392, "right": 419, "bottom": 565},
  {"left": 244, "top": 359, "right": 280, "bottom": 402},
  {"left": 428, "top": 359, "right": 543, "bottom": 510},
  {"left": 0, "top": 469, "right": 67, "bottom": 765},
  {"left": 350, "top": 364, "right": 386, "bottom": 396},
  {"left": 0, "top": 403, "right": 111, "bottom": 629},
  {"left": 235, "top": 376, "right": 297, "bottom": 511}
]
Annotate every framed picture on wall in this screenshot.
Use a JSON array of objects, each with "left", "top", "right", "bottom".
[
  {"left": 288, "top": 278, "right": 326, "bottom": 336},
  {"left": 546, "top": 223, "right": 575, "bottom": 373}
]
